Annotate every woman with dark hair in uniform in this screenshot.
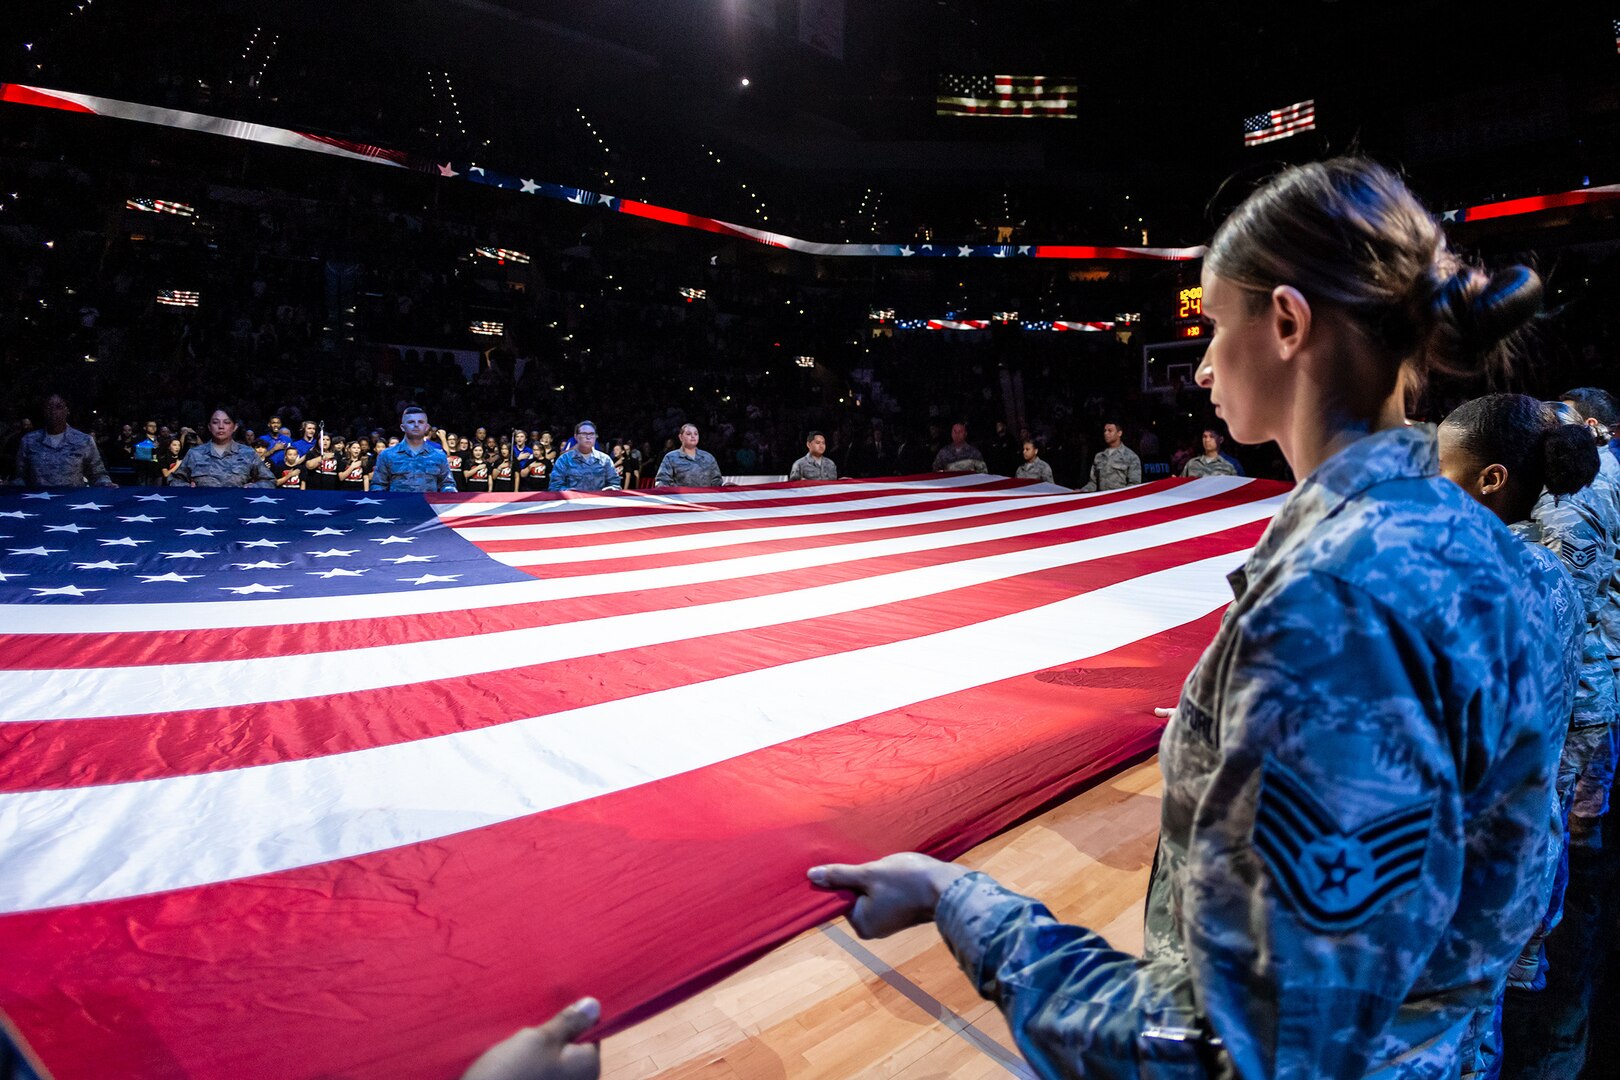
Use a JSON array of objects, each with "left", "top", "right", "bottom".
[{"left": 805, "top": 159, "right": 1573, "bottom": 1079}]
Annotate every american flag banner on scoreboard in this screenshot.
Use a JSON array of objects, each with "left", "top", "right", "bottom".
[
  {"left": 1243, "top": 98, "right": 1317, "bottom": 146},
  {"left": 0, "top": 474, "right": 1287, "bottom": 1080},
  {"left": 936, "top": 74, "right": 1079, "bottom": 119}
]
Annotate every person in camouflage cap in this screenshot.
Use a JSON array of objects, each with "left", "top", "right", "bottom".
[{"left": 810, "top": 159, "right": 1569, "bottom": 1079}]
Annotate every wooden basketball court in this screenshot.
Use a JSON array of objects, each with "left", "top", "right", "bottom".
[{"left": 600, "top": 755, "right": 1164, "bottom": 1079}]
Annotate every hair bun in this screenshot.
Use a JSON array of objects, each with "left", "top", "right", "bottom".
[
  {"left": 1543, "top": 422, "right": 1601, "bottom": 496},
  {"left": 1426, "top": 264, "right": 1543, "bottom": 375}
]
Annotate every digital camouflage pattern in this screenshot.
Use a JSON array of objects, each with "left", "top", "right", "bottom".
[
  {"left": 370, "top": 441, "right": 456, "bottom": 493},
  {"left": 12, "top": 427, "right": 113, "bottom": 488},
  {"left": 932, "top": 442, "right": 988, "bottom": 474},
  {"left": 655, "top": 448, "right": 724, "bottom": 487},
  {"left": 1532, "top": 492, "right": 1616, "bottom": 732},
  {"left": 935, "top": 426, "right": 1571, "bottom": 1079},
  {"left": 1014, "top": 458, "right": 1055, "bottom": 484},
  {"left": 788, "top": 454, "right": 839, "bottom": 481},
  {"left": 169, "top": 442, "right": 275, "bottom": 488},
  {"left": 1079, "top": 445, "right": 1143, "bottom": 492},
  {"left": 1183, "top": 455, "right": 1239, "bottom": 479},
  {"left": 548, "top": 448, "right": 621, "bottom": 492}
]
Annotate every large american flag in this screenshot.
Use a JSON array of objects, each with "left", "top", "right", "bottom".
[
  {"left": 1243, "top": 99, "right": 1317, "bottom": 146},
  {"left": 0, "top": 474, "right": 1286, "bottom": 1079},
  {"left": 936, "top": 74, "right": 1079, "bottom": 119}
]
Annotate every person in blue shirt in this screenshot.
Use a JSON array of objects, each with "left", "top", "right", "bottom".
[{"left": 809, "top": 159, "right": 1570, "bottom": 1079}]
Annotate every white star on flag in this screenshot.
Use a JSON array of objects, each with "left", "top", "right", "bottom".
[
  {"left": 138, "top": 573, "right": 201, "bottom": 583},
  {"left": 232, "top": 561, "right": 291, "bottom": 571},
  {"left": 220, "top": 583, "right": 293, "bottom": 595},
  {"left": 308, "top": 549, "right": 359, "bottom": 559},
  {"left": 308, "top": 568, "right": 369, "bottom": 579},
  {"left": 132, "top": 493, "right": 174, "bottom": 502},
  {"left": 350, "top": 498, "right": 383, "bottom": 505},
  {"left": 241, "top": 516, "right": 282, "bottom": 526},
  {"left": 31, "top": 585, "right": 101, "bottom": 597},
  {"left": 307, "top": 527, "right": 350, "bottom": 538},
  {"left": 400, "top": 574, "right": 461, "bottom": 585},
  {"left": 7, "top": 546, "right": 63, "bottom": 556},
  {"left": 73, "top": 561, "right": 132, "bottom": 570},
  {"left": 958, "top": 246, "right": 974, "bottom": 256},
  {"left": 44, "top": 524, "right": 95, "bottom": 533},
  {"left": 98, "top": 537, "right": 149, "bottom": 547},
  {"left": 66, "top": 502, "right": 107, "bottom": 510},
  {"left": 0, "top": 570, "right": 25, "bottom": 581},
  {"left": 160, "top": 549, "right": 216, "bottom": 559},
  {"left": 21, "top": 493, "right": 58, "bottom": 500},
  {"left": 899, "top": 246, "right": 914, "bottom": 256},
  {"left": 246, "top": 496, "right": 281, "bottom": 505},
  {"left": 240, "top": 538, "right": 289, "bottom": 549},
  {"left": 177, "top": 527, "right": 222, "bottom": 537},
  {"left": 185, "top": 505, "right": 224, "bottom": 514},
  {"left": 0, "top": 512, "right": 36, "bottom": 520},
  {"left": 373, "top": 536, "right": 415, "bottom": 545},
  {"left": 118, "top": 515, "right": 160, "bottom": 523},
  {"left": 383, "top": 554, "right": 437, "bottom": 564},
  {"left": 520, "top": 178, "right": 540, "bottom": 194},
  {"left": 360, "top": 517, "right": 398, "bottom": 525},
  {"left": 298, "top": 508, "right": 336, "bottom": 517}
]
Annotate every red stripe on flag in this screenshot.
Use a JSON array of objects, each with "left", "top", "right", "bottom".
[{"left": 0, "top": 83, "right": 96, "bottom": 114}]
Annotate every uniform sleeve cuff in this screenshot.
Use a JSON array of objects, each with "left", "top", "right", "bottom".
[{"left": 935, "top": 871, "right": 1036, "bottom": 983}]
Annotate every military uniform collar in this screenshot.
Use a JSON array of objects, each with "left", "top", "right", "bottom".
[
  {"left": 1299, "top": 424, "right": 1436, "bottom": 502},
  {"left": 1247, "top": 425, "right": 1436, "bottom": 580}
]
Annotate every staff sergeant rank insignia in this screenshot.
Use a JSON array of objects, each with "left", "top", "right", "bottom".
[{"left": 1253, "top": 759, "right": 1434, "bottom": 930}]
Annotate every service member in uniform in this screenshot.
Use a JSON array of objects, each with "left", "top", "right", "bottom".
[
  {"left": 788, "top": 431, "right": 839, "bottom": 481},
  {"left": 655, "top": 424, "right": 724, "bottom": 487},
  {"left": 931, "top": 422, "right": 987, "bottom": 473},
  {"left": 1437, "top": 393, "right": 1592, "bottom": 1075},
  {"left": 11, "top": 393, "right": 116, "bottom": 488},
  {"left": 808, "top": 159, "right": 1569, "bottom": 1079},
  {"left": 550, "top": 420, "right": 621, "bottom": 493},
  {"left": 1013, "top": 438, "right": 1054, "bottom": 484},
  {"left": 1079, "top": 421, "right": 1142, "bottom": 491},
  {"left": 371, "top": 406, "right": 457, "bottom": 493},
  {"left": 1182, "top": 428, "right": 1240, "bottom": 478},
  {"left": 170, "top": 408, "right": 276, "bottom": 488}
]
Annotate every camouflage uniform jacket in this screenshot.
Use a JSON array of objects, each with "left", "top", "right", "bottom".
[
  {"left": 1533, "top": 489, "right": 1617, "bottom": 730},
  {"left": 1183, "top": 455, "right": 1238, "bottom": 479},
  {"left": 655, "top": 448, "right": 724, "bottom": 487},
  {"left": 548, "top": 448, "right": 621, "bottom": 492},
  {"left": 169, "top": 442, "right": 275, "bottom": 488},
  {"left": 1014, "top": 458, "right": 1055, "bottom": 484},
  {"left": 1080, "top": 446, "right": 1143, "bottom": 492},
  {"left": 932, "top": 442, "right": 987, "bottom": 473},
  {"left": 371, "top": 441, "right": 456, "bottom": 493},
  {"left": 935, "top": 426, "right": 1571, "bottom": 1079},
  {"left": 12, "top": 427, "right": 113, "bottom": 487},
  {"left": 789, "top": 454, "right": 839, "bottom": 481},
  {"left": 1585, "top": 450, "right": 1620, "bottom": 707}
]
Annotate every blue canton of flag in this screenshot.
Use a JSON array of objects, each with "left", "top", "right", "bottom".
[{"left": 0, "top": 488, "right": 532, "bottom": 605}]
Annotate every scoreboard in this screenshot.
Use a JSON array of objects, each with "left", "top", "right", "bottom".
[{"left": 1174, "top": 285, "right": 1205, "bottom": 339}]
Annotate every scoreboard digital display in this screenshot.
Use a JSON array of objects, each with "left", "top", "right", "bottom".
[{"left": 1176, "top": 285, "right": 1203, "bottom": 320}]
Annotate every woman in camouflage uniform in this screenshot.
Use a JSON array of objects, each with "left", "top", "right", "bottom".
[{"left": 810, "top": 159, "right": 1570, "bottom": 1079}]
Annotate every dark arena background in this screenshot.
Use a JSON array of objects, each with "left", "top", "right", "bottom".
[{"left": 2, "top": 1, "right": 1619, "bottom": 1078}]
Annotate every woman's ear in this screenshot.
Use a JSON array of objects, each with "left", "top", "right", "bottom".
[
  {"left": 1477, "top": 462, "right": 1509, "bottom": 496},
  {"left": 1269, "top": 285, "right": 1314, "bottom": 363}
]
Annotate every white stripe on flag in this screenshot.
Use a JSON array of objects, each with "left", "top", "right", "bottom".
[
  {"left": 0, "top": 549, "right": 1248, "bottom": 913},
  {"left": 1, "top": 494, "right": 1281, "bottom": 721}
]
